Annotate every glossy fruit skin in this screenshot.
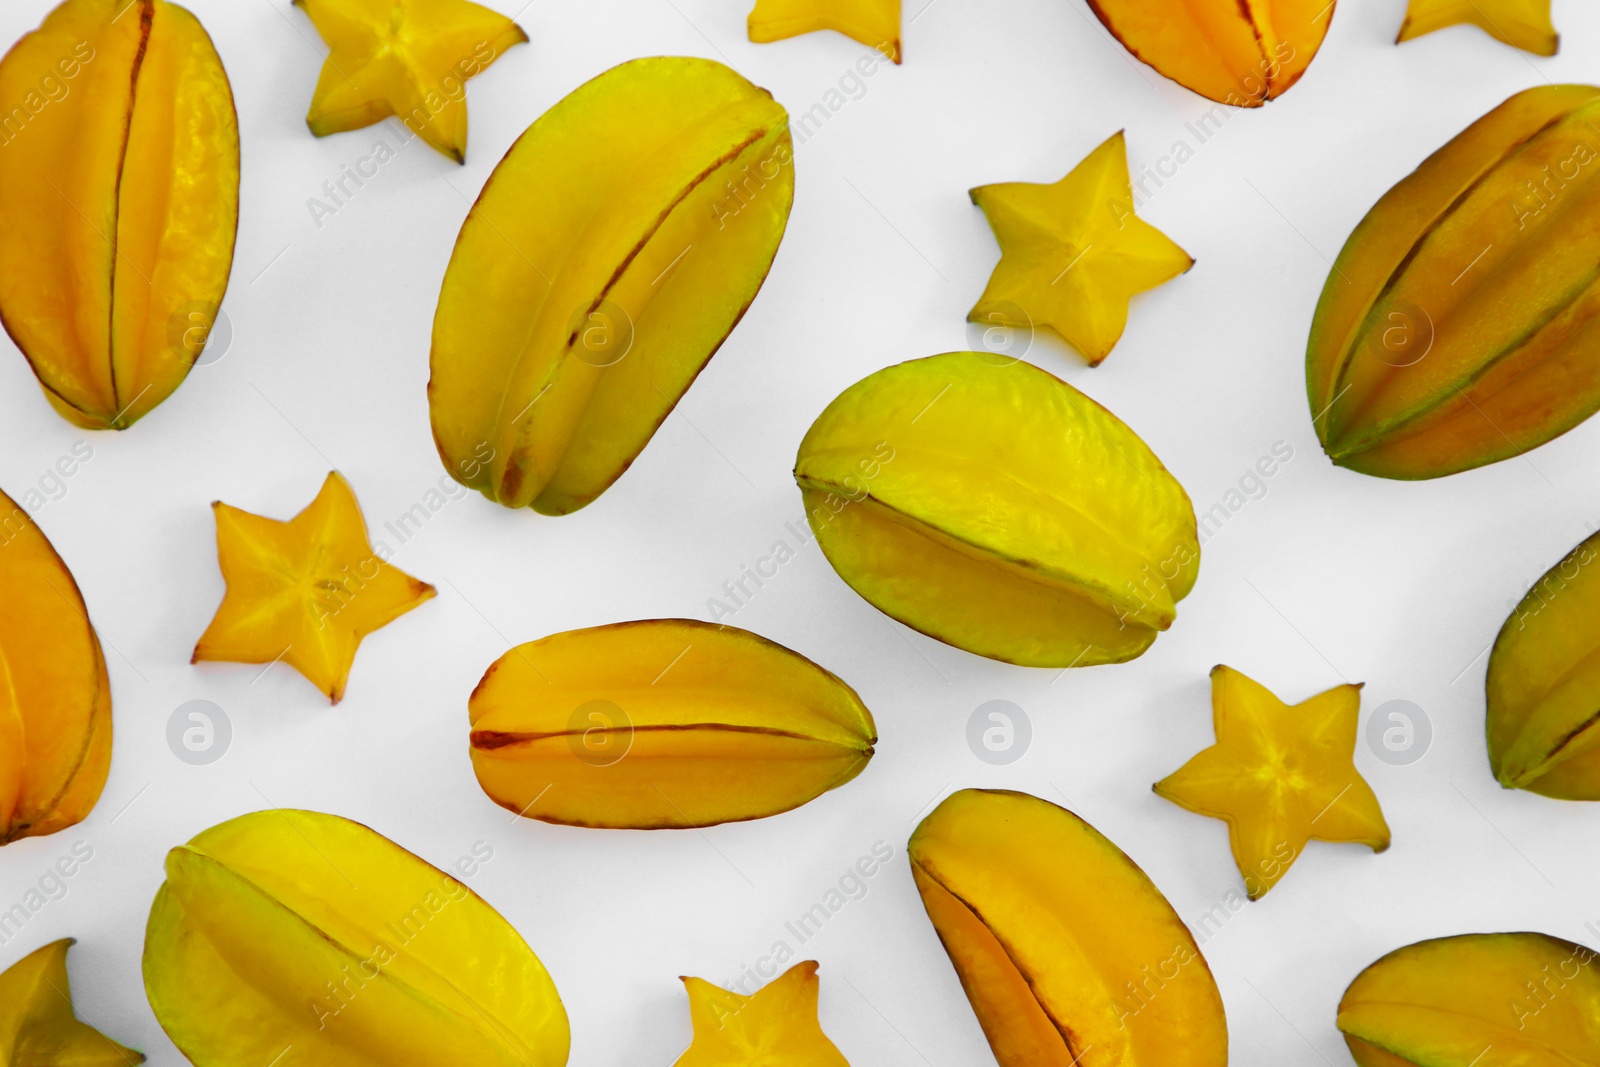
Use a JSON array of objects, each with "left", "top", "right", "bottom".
[
  {"left": 293, "top": 0, "right": 527, "bottom": 163},
  {"left": 142, "top": 809, "right": 570, "bottom": 1067},
  {"left": 794, "top": 352, "right": 1198, "bottom": 667},
  {"left": 1087, "top": 0, "right": 1333, "bottom": 107},
  {"left": 909, "top": 789, "right": 1227, "bottom": 1067},
  {"left": 429, "top": 56, "right": 795, "bottom": 515},
  {"left": 746, "top": 0, "right": 902, "bottom": 63},
  {"left": 1308, "top": 85, "right": 1600, "bottom": 479},
  {"left": 1396, "top": 0, "right": 1558, "bottom": 56},
  {"left": 1486, "top": 528, "right": 1600, "bottom": 798},
  {"left": 0, "top": 0, "right": 239, "bottom": 429},
  {"left": 1338, "top": 932, "right": 1600, "bottom": 1065},
  {"left": 469, "top": 619, "right": 875, "bottom": 828},
  {"left": 0, "top": 490, "right": 112, "bottom": 846},
  {"left": 0, "top": 938, "right": 144, "bottom": 1065}
]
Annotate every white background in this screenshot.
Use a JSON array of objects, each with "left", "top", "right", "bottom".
[{"left": 1, "top": 0, "right": 1598, "bottom": 1063}]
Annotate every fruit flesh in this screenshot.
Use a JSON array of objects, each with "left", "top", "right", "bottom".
[
  {"left": 1307, "top": 85, "right": 1600, "bottom": 479},
  {"left": 429, "top": 57, "right": 794, "bottom": 514},
  {"left": 469, "top": 619, "right": 876, "bottom": 828},
  {"left": 1486, "top": 529, "right": 1600, "bottom": 798},
  {"left": 143, "top": 809, "right": 570, "bottom": 1067},
  {"left": 293, "top": 0, "right": 528, "bottom": 162},
  {"left": 0, "top": 491, "right": 112, "bottom": 845},
  {"left": 675, "top": 961, "right": 850, "bottom": 1066},
  {"left": 909, "top": 789, "right": 1227, "bottom": 1067},
  {"left": 794, "top": 352, "right": 1198, "bottom": 667},
  {"left": 0, "top": 939, "right": 144, "bottom": 1064},
  {"left": 1153, "top": 666, "right": 1391, "bottom": 899},
  {"left": 1087, "top": 0, "right": 1332, "bottom": 107},
  {"left": 0, "top": 0, "right": 238, "bottom": 429},
  {"left": 192, "top": 472, "right": 436, "bottom": 704},
  {"left": 968, "top": 131, "right": 1194, "bottom": 367},
  {"left": 1338, "top": 933, "right": 1600, "bottom": 1065}
]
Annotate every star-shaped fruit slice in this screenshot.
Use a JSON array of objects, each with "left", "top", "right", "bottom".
[
  {"left": 748, "top": 0, "right": 901, "bottom": 64},
  {"left": 969, "top": 130, "right": 1192, "bottom": 366},
  {"left": 193, "top": 472, "right": 435, "bottom": 704},
  {"left": 292, "top": 0, "right": 528, "bottom": 163},
  {"left": 1154, "top": 665, "right": 1391, "bottom": 900},
  {"left": 1397, "top": 0, "right": 1557, "bottom": 56},
  {"left": 0, "top": 939, "right": 144, "bottom": 1065},
  {"left": 673, "top": 960, "right": 850, "bottom": 1066}
]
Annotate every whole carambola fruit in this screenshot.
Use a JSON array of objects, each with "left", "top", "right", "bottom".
[
  {"left": 1309, "top": 85, "right": 1600, "bottom": 479},
  {"left": 1338, "top": 932, "right": 1600, "bottom": 1065},
  {"left": 469, "top": 619, "right": 876, "bottom": 828},
  {"left": 909, "top": 789, "right": 1227, "bottom": 1067},
  {"left": 429, "top": 56, "right": 795, "bottom": 515},
  {"left": 0, "top": 0, "right": 239, "bottom": 430},
  {"left": 0, "top": 488, "right": 113, "bottom": 846},
  {"left": 143, "top": 809, "right": 570, "bottom": 1066},
  {"left": 1486, "top": 527, "right": 1600, "bottom": 798},
  {"left": 794, "top": 352, "right": 1199, "bottom": 667}
]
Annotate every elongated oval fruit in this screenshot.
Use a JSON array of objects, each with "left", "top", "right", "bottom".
[
  {"left": 1338, "top": 932, "right": 1600, "bottom": 1065},
  {"left": 0, "top": 490, "right": 113, "bottom": 846},
  {"left": 1088, "top": 0, "right": 1331, "bottom": 107},
  {"left": 143, "top": 809, "right": 569, "bottom": 1067},
  {"left": 794, "top": 352, "right": 1198, "bottom": 667},
  {"left": 469, "top": 619, "right": 875, "bottom": 828},
  {"left": 1486, "top": 528, "right": 1600, "bottom": 798},
  {"left": 909, "top": 789, "right": 1227, "bottom": 1067},
  {"left": 430, "top": 57, "right": 795, "bottom": 515},
  {"left": 0, "top": 938, "right": 144, "bottom": 1064},
  {"left": 1309, "top": 85, "right": 1600, "bottom": 479},
  {"left": 0, "top": 0, "right": 240, "bottom": 430}
]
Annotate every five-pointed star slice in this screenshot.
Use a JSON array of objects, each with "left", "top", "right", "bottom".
[
  {"left": 1154, "top": 665, "right": 1391, "bottom": 900},
  {"left": 968, "top": 130, "right": 1193, "bottom": 367},
  {"left": 292, "top": 0, "right": 528, "bottom": 163},
  {"left": 673, "top": 960, "right": 850, "bottom": 1066},
  {"left": 1397, "top": 0, "right": 1558, "bottom": 56},
  {"left": 193, "top": 471, "right": 435, "bottom": 704},
  {"left": 748, "top": 0, "right": 902, "bottom": 64},
  {"left": 0, "top": 939, "right": 143, "bottom": 1066}
]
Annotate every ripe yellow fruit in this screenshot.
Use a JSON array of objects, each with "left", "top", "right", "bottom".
[
  {"left": 0, "top": 939, "right": 143, "bottom": 1064},
  {"left": 1487, "top": 528, "right": 1600, "bottom": 798},
  {"left": 909, "top": 789, "right": 1227, "bottom": 1066},
  {"left": 794, "top": 352, "right": 1198, "bottom": 667},
  {"left": 0, "top": 490, "right": 113, "bottom": 846},
  {"left": 1088, "top": 0, "right": 1334, "bottom": 106},
  {"left": 0, "top": 0, "right": 239, "bottom": 429},
  {"left": 143, "top": 809, "right": 570, "bottom": 1066},
  {"left": 1338, "top": 933, "right": 1600, "bottom": 1064},
  {"left": 470, "top": 619, "right": 875, "bottom": 828},
  {"left": 1309, "top": 85, "right": 1600, "bottom": 479},
  {"left": 430, "top": 57, "right": 795, "bottom": 514}
]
